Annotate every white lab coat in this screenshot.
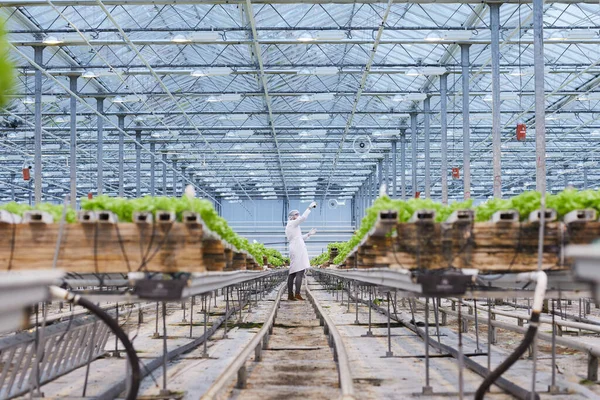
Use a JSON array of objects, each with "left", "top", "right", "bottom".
[{"left": 286, "top": 208, "right": 312, "bottom": 275}]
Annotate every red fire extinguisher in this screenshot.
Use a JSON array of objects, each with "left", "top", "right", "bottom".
[
  {"left": 87, "top": 192, "right": 93, "bottom": 200},
  {"left": 516, "top": 123, "right": 527, "bottom": 142},
  {"left": 22, "top": 166, "right": 30, "bottom": 181},
  {"left": 452, "top": 167, "right": 460, "bottom": 180},
  {"left": 415, "top": 191, "right": 421, "bottom": 199}
]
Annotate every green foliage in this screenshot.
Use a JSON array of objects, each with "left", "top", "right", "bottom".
[
  {"left": 0, "top": 20, "right": 14, "bottom": 108},
  {"left": 0, "top": 201, "right": 76, "bottom": 223},
  {"left": 312, "top": 189, "right": 600, "bottom": 266},
  {"left": 81, "top": 195, "right": 286, "bottom": 264},
  {"left": 0, "top": 195, "right": 286, "bottom": 265}
]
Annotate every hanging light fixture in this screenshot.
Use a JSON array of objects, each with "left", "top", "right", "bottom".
[
  {"left": 81, "top": 70, "right": 98, "bottom": 79},
  {"left": 424, "top": 31, "right": 443, "bottom": 42},
  {"left": 297, "top": 32, "right": 315, "bottom": 42},
  {"left": 42, "top": 36, "right": 63, "bottom": 45},
  {"left": 171, "top": 34, "right": 191, "bottom": 43},
  {"left": 548, "top": 30, "right": 568, "bottom": 41}
]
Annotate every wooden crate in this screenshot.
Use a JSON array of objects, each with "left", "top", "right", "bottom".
[
  {"left": 202, "top": 239, "right": 227, "bottom": 271},
  {"left": 563, "top": 221, "right": 600, "bottom": 266},
  {"left": 0, "top": 222, "right": 206, "bottom": 274},
  {"left": 468, "top": 221, "right": 562, "bottom": 272}
]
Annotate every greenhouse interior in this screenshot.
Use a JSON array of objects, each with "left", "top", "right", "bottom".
[{"left": 1, "top": 0, "right": 600, "bottom": 398}]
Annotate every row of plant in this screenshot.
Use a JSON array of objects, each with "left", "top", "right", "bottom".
[
  {"left": 0, "top": 196, "right": 288, "bottom": 267},
  {"left": 311, "top": 189, "right": 600, "bottom": 266}
]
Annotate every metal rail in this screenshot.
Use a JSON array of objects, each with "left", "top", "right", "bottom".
[
  {"left": 200, "top": 283, "right": 286, "bottom": 399},
  {"left": 422, "top": 299, "right": 600, "bottom": 381},
  {"left": 305, "top": 280, "right": 356, "bottom": 400}
]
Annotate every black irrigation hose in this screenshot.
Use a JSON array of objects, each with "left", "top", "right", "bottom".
[
  {"left": 52, "top": 287, "right": 141, "bottom": 400},
  {"left": 475, "top": 312, "right": 541, "bottom": 400}
]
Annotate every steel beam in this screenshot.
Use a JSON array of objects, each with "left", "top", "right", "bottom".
[
  {"left": 440, "top": 74, "right": 448, "bottom": 205},
  {"left": 96, "top": 97, "right": 104, "bottom": 195},
  {"left": 150, "top": 140, "right": 155, "bottom": 196},
  {"left": 136, "top": 129, "right": 141, "bottom": 197},
  {"left": 69, "top": 75, "right": 77, "bottom": 208},
  {"left": 173, "top": 159, "right": 178, "bottom": 197},
  {"left": 401, "top": 131, "right": 406, "bottom": 200},
  {"left": 242, "top": 0, "right": 289, "bottom": 202},
  {"left": 118, "top": 114, "right": 125, "bottom": 197},
  {"left": 461, "top": 44, "right": 471, "bottom": 200},
  {"left": 33, "top": 46, "right": 42, "bottom": 204},
  {"left": 162, "top": 153, "right": 167, "bottom": 195},
  {"left": 491, "top": 4, "right": 502, "bottom": 198},
  {"left": 410, "top": 113, "right": 417, "bottom": 198},
  {"left": 424, "top": 96, "right": 431, "bottom": 198},
  {"left": 533, "top": 0, "right": 546, "bottom": 193},
  {"left": 391, "top": 139, "right": 397, "bottom": 198}
]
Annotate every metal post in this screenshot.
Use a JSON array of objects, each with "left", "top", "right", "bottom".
[
  {"left": 10, "top": 172, "right": 15, "bottom": 201},
  {"left": 391, "top": 138, "right": 397, "bottom": 197},
  {"left": 423, "top": 298, "right": 432, "bottom": 394},
  {"left": 136, "top": 129, "right": 142, "bottom": 197},
  {"left": 372, "top": 168, "right": 377, "bottom": 202},
  {"left": 458, "top": 300, "right": 464, "bottom": 400},
  {"left": 377, "top": 158, "right": 383, "bottom": 191},
  {"left": 549, "top": 299, "right": 559, "bottom": 393},
  {"left": 69, "top": 75, "right": 77, "bottom": 208},
  {"left": 96, "top": 97, "right": 104, "bottom": 195},
  {"left": 440, "top": 74, "right": 448, "bottom": 205},
  {"left": 162, "top": 153, "right": 167, "bottom": 195},
  {"left": 533, "top": 0, "right": 546, "bottom": 193},
  {"left": 383, "top": 152, "right": 389, "bottom": 193},
  {"left": 584, "top": 168, "right": 588, "bottom": 189},
  {"left": 423, "top": 96, "right": 431, "bottom": 198},
  {"left": 400, "top": 131, "right": 406, "bottom": 200},
  {"left": 461, "top": 44, "right": 471, "bottom": 200},
  {"left": 33, "top": 46, "right": 43, "bottom": 204},
  {"left": 160, "top": 302, "right": 169, "bottom": 396},
  {"left": 386, "top": 292, "right": 393, "bottom": 357},
  {"left": 172, "top": 159, "right": 178, "bottom": 197},
  {"left": 150, "top": 141, "right": 156, "bottom": 196},
  {"left": 410, "top": 113, "right": 417, "bottom": 198},
  {"left": 354, "top": 284, "right": 360, "bottom": 325},
  {"left": 490, "top": 4, "right": 502, "bottom": 198},
  {"left": 474, "top": 299, "right": 482, "bottom": 353},
  {"left": 117, "top": 115, "right": 125, "bottom": 197}
]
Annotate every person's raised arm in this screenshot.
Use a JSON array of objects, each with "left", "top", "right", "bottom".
[{"left": 288, "top": 202, "right": 317, "bottom": 228}]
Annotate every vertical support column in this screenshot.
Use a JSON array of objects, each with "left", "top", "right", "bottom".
[
  {"left": 410, "top": 113, "right": 417, "bottom": 198},
  {"left": 461, "top": 44, "right": 471, "bottom": 200},
  {"left": 423, "top": 96, "right": 431, "bottom": 198},
  {"left": 377, "top": 158, "right": 383, "bottom": 192},
  {"left": 584, "top": 168, "right": 588, "bottom": 189},
  {"left": 69, "top": 75, "right": 77, "bottom": 208},
  {"left": 162, "top": 153, "right": 167, "bottom": 195},
  {"left": 10, "top": 172, "right": 15, "bottom": 201},
  {"left": 383, "top": 152, "right": 389, "bottom": 193},
  {"left": 490, "top": 3, "right": 502, "bottom": 198},
  {"left": 391, "top": 138, "right": 397, "bottom": 198},
  {"left": 96, "top": 97, "right": 104, "bottom": 195},
  {"left": 372, "top": 168, "right": 377, "bottom": 201},
  {"left": 351, "top": 196, "right": 356, "bottom": 226},
  {"left": 182, "top": 167, "right": 187, "bottom": 194},
  {"left": 172, "top": 158, "right": 178, "bottom": 197},
  {"left": 440, "top": 74, "right": 448, "bottom": 205},
  {"left": 136, "top": 129, "right": 142, "bottom": 197},
  {"left": 533, "top": 0, "right": 546, "bottom": 193},
  {"left": 400, "top": 130, "right": 406, "bottom": 200},
  {"left": 33, "top": 46, "right": 43, "bottom": 204},
  {"left": 117, "top": 114, "right": 125, "bottom": 197},
  {"left": 150, "top": 140, "right": 156, "bottom": 196}
]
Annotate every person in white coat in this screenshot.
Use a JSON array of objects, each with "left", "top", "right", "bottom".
[{"left": 285, "top": 201, "right": 317, "bottom": 301}]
